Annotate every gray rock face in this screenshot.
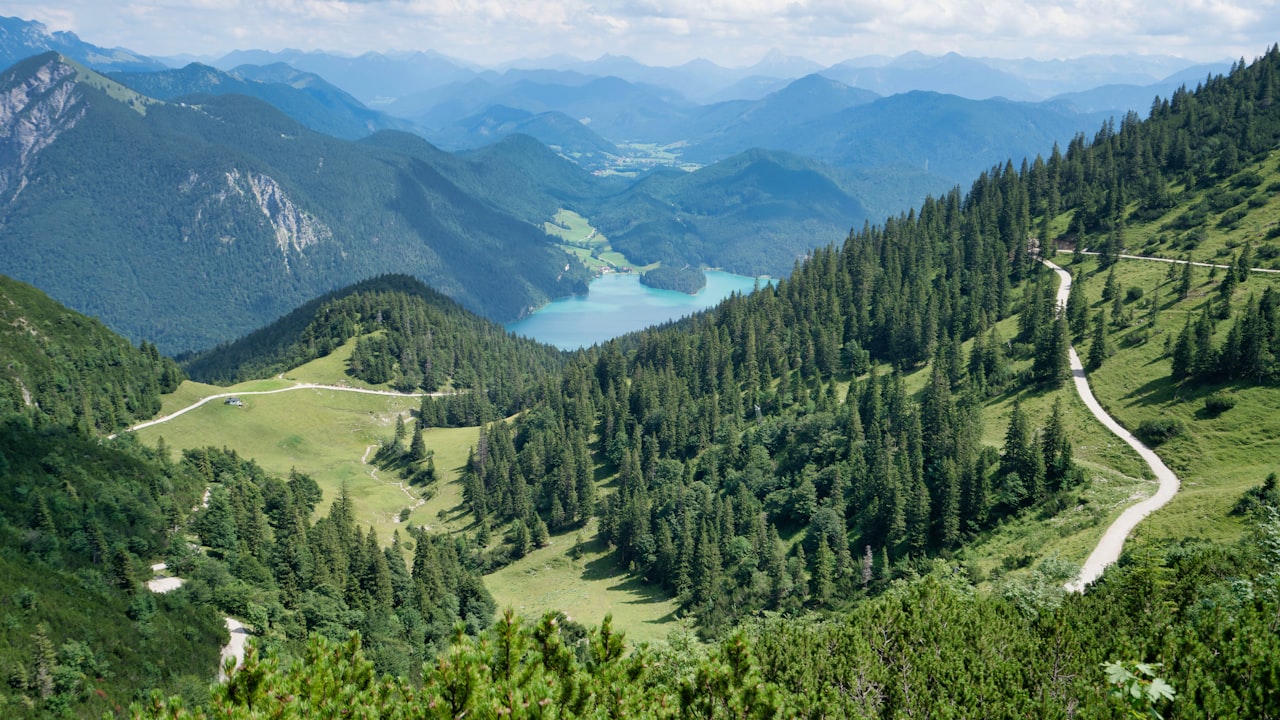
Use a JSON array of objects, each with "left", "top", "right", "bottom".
[{"left": 0, "top": 55, "right": 84, "bottom": 197}]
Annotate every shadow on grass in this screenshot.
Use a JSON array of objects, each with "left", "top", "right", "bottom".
[
  {"left": 1119, "top": 374, "right": 1183, "bottom": 408},
  {"left": 579, "top": 549, "right": 675, "bottom": 607}
]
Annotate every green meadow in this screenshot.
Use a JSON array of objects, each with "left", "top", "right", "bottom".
[
  {"left": 485, "top": 519, "right": 682, "bottom": 646},
  {"left": 138, "top": 337, "right": 685, "bottom": 638},
  {"left": 546, "top": 207, "right": 656, "bottom": 272},
  {"left": 1059, "top": 252, "right": 1280, "bottom": 546}
]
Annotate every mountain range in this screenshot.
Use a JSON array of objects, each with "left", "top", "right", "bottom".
[
  {"left": 0, "top": 53, "right": 591, "bottom": 353},
  {"left": 0, "top": 15, "right": 163, "bottom": 73},
  {"left": 110, "top": 62, "right": 419, "bottom": 140},
  {"left": 0, "top": 15, "right": 1241, "bottom": 356}
]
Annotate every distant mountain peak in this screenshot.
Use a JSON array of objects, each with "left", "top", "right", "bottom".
[{"left": 0, "top": 15, "right": 163, "bottom": 72}]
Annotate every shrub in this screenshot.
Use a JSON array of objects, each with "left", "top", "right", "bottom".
[
  {"left": 1232, "top": 170, "right": 1264, "bottom": 189},
  {"left": 1125, "top": 286, "right": 1144, "bottom": 303},
  {"left": 1137, "top": 418, "right": 1185, "bottom": 445},
  {"left": 1203, "top": 391, "right": 1237, "bottom": 415},
  {"left": 1218, "top": 206, "right": 1248, "bottom": 228}
]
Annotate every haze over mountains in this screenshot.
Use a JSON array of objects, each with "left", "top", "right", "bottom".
[
  {"left": 0, "top": 14, "right": 1232, "bottom": 355},
  {"left": 4, "top": 8, "right": 1280, "bottom": 718}
]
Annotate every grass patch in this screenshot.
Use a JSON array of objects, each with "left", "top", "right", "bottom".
[
  {"left": 1054, "top": 252, "right": 1280, "bottom": 546},
  {"left": 485, "top": 519, "right": 681, "bottom": 645},
  {"left": 546, "top": 208, "right": 657, "bottom": 273}
]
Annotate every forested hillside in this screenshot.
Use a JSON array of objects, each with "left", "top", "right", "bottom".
[
  {"left": 439, "top": 45, "right": 1280, "bottom": 634},
  {"left": 0, "top": 272, "right": 498, "bottom": 717},
  {"left": 0, "top": 275, "right": 182, "bottom": 433},
  {"left": 0, "top": 53, "right": 590, "bottom": 354},
  {"left": 133, "top": 519, "right": 1280, "bottom": 718},
  {"left": 0, "top": 283, "right": 223, "bottom": 716},
  {"left": 181, "top": 274, "right": 566, "bottom": 420}
]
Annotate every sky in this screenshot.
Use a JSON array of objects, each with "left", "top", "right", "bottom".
[{"left": 9, "top": 0, "right": 1276, "bottom": 68}]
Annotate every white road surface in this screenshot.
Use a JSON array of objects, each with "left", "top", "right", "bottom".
[
  {"left": 113, "top": 383, "right": 454, "bottom": 437},
  {"left": 1042, "top": 258, "right": 1181, "bottom": 592},
  {"left": 219, "top": 618, "right": 250, "bottom": 682},
  {"left": 146, "top": 563, "right": 248, "bottom": 680}
]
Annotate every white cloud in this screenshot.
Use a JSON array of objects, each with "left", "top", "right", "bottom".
[{"left": 7, "top": 0, "right": 1273, "bottom": 66}]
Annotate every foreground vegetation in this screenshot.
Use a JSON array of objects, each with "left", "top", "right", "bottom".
[
  {"left": 8, "top": 40, "right": 1280, "bottom": 720},
  {"left": 133, "top": 508, "right": 1280, "bottom": 718}
]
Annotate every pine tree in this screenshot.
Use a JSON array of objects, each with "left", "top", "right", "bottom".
[
  {"left": 938, "top": 458, "right": 962, "bottom": 547},
  {"left": 1178, "top": 256, "right": 1194, "bottom": 299},
  {"left": 1171, "top": 317, "right": 1195, "bottom": 380},
  {"left": 111, "top": 546, "right": 135, "bottom": 592},
  {"left": 1087, "top": 311, "right": 1110, "bottom": 370},
  {"left": 1041, "top": 398, "right": 1074, "bottom": 491},
  {"left": 1066, "top": 269, "right": 1089, "bottom": 336},
  {"left": 1237, "top": 241, "right": 1254, "bottom": 282},
  {"left": 509, "top": 519, "right": 532, "bottom": 559},
  {"left": 1101, "top": 267, "right": 1120, "bottom": 302},
  {"left": 811, "top": 538, "right": 836, "bottom": 606},
  {"left": 30, "top": 624, "right": 55, "bottom": 699},
  {"left": 409, "top": 422, "right": 427, "bottom": 462},
  {"left": 1001, "top": 402, "right": 1032, "bottom": 508},
  {"left": 1033, "top": 316, "right": 1071, "bottom": 386}
]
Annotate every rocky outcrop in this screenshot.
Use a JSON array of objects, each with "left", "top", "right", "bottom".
[
  {"left": 221, "top": 168, "right": 332, "bottom": 265},
  {"left": 0, "top": 54, "right": 85, "bottom": 198}
]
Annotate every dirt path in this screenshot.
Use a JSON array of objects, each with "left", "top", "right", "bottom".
[
  {"left": 1042, "top": 258, "right": 1181, "bottom": 592},
  {"left": 114, "top": 383, "right": 455, "bottom": 437},
  {"left": 362, "top": 443, "right": 426, "bottom": 522},
  {"left": 1070, "top": 249, "right": 1280, "bottom": 274},
  {"left": 219, "top": 618, "right": 249, "bottom": 682},
  {"left": 146, "top": 563, "right": 247, "bottom": 679}
]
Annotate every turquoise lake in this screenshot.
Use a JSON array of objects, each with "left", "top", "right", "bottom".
[{"left": 506, "top": 270, "right": 772, "bottom": 350}]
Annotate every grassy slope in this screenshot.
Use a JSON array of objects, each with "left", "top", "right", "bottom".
[
  {"left": 544, "top": 208, "right": 658, "bottom": 272},
  {"left": 952, "top": 150, "right": 1280, "bottom": 578},
  {"left": 1063, "top": 253, "right": 1280, "bottom": 546},
  {"left": 137, "top": 336, "right": 681, "bottom": 639},
  {"left": 485, "top": 519, "right": 682, "bottom": 645},
  {"left": 1050, "top": 150, "right": 1280, "bottom": 547},
  {"left": 138, "top": 339, "right": 472, "bottom": 545}
]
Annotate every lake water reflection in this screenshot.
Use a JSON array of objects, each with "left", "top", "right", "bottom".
[{"left": 506, "top": 270, "right": 772, "bottom": 350}]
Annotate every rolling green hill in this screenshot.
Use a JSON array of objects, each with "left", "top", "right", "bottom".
[
  {"left": 180, "top": 274, "right": 565, "bottom": 417},
  {"left": 0, "top": 274, "right": 181, "bottom": 432}
]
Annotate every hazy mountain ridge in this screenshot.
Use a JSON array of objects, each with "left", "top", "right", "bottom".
[
  {"left": 0, "top": 54, "right": 591, "bottom": 353},
  {"left": 110, "top": 62, "right": 419, "bottom": 140},
  {"left": 0, "top": 15, "right": 163, "bottom": 73}
]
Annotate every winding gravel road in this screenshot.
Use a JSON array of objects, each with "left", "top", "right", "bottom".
[
  {"left": 147, "top": 564, "right": 247, "bottom": 679},
  {"left": 1041, "top": 258, "right": 1181, "bottom": 592},
  {"left": 219, "top": 618, "right": 250, "bottom": 682},
  {"left": 115, "top": 383, "right": 452, "bottom": 437}
]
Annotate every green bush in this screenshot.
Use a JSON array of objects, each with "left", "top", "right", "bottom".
[
  {"left": 1137, "top": 418, "right": 1185, "bottom": 445},
  {"left": 1203, "top": 391, "right": 1237, "bottom": 414}
]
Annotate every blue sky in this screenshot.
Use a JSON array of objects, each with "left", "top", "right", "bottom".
[{"left": 10, "top": 0, "right": 1276, "bottom": 67}]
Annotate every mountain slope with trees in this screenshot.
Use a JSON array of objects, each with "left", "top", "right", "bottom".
[
  {"left": 0, "top": 271, "right": 500, "bottom": 718},
  {"left": 435, "top": 45, "right": 1280, "bottom": 637},
  {"left": 110, "top": 62, "right": 419, "bottom": 140},
  {"left": 180, "top": 274, "right": 567, "bottom": 420},
  {"left": 0, "top": 274, "right": 182, "bottom": 433},
  {"left": 0, "top": 53, "right": 591, "bottom": 354}
]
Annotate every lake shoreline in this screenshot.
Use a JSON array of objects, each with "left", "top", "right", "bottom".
[{"left": 508, "top": 270, "right": 773, "bottom": 350}]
